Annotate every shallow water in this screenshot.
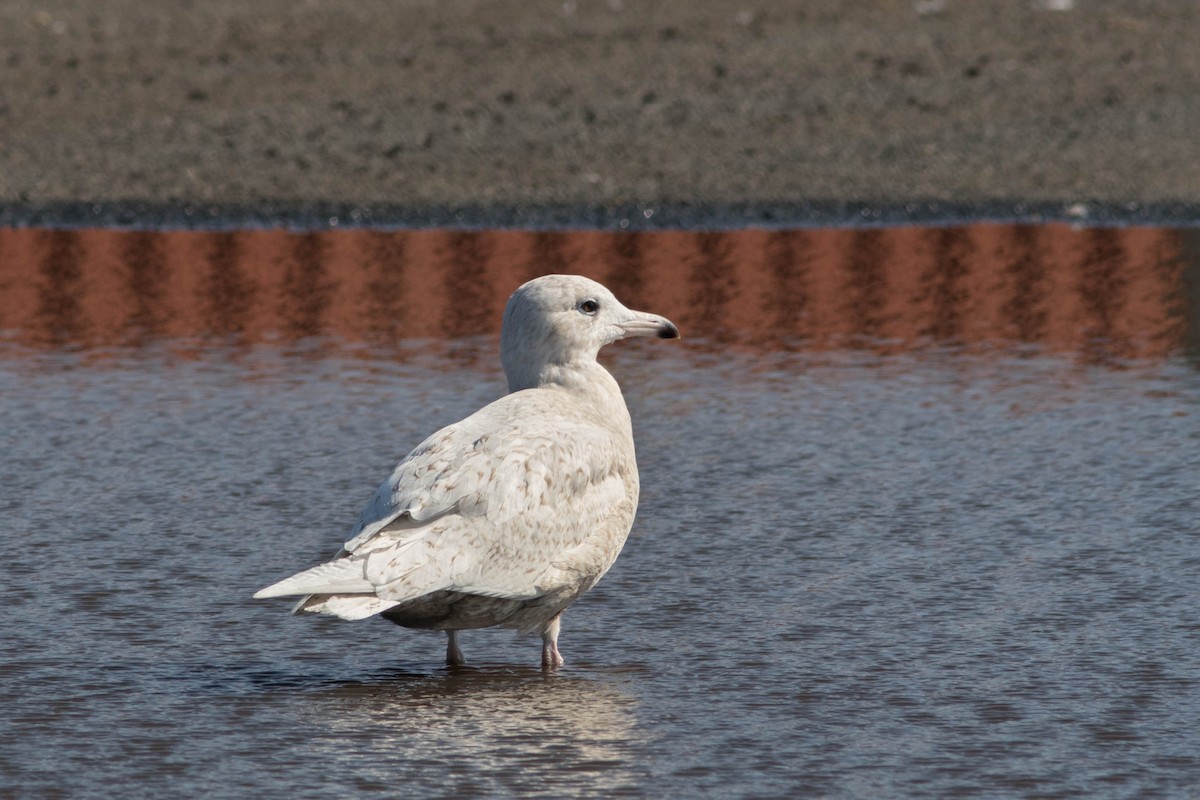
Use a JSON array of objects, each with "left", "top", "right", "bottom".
[{"left": 2, "top": 225, "right": 1199, "bottom": 798}]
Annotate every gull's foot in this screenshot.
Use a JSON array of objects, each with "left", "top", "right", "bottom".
[
  {"left": 541, "top": 614, "right": 564, "bottom": 669},
  {"left": 541, "top": 641, "right": 564, "bottom": 669}
]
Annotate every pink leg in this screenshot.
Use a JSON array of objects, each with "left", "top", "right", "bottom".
[
  {"left": 446, "top": 630, "right": 466, "bottom": 666},
  {"left": 541, "top": 614, "right": 564, "bottom": 669}
]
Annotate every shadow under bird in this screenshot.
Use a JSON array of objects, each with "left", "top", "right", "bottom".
[{"left": 254, "top": 274, "right": 680, "bottom": 667}]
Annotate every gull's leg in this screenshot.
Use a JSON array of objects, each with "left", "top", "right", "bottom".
[
  {"left": 446, "top": 630, "right": 466, "bottom": 666},
  {"left": 541, "top": 614, "right": 564, "bottom": 669}
]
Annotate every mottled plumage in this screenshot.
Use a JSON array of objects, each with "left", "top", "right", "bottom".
[{"left": 254, "top": 274, "right": 679, "bottom": 667}]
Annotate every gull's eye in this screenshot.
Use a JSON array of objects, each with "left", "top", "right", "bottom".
[{"left": 577, "top": 298, "right": 600, "bottom": 315}]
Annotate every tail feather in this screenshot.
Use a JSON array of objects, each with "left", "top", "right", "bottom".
[
  {"left": 292, "top": 593, "right": 400, "bottom": 620},
  {"left": 253, "top": 558, "right": 373, "bottom": 599}
]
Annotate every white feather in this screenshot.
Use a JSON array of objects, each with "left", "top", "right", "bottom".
[
  {"left": 252, "top": 559, "right": 372, "bottom": 598},
  {"left": 291, "top": 594, "right": 400, "bottom": 620}
]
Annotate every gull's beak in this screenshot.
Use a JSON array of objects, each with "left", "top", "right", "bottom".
[{"left": 618, "top": 311, "right": 681, "bottom": 340}]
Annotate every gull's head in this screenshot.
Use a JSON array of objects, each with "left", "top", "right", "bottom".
[{"left": 501, "top": 274, "right": 679, "bottom": 391}]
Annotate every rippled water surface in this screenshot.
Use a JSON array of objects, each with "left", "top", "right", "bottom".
[{"left": 2, "top": 225, "right": 1199, "bottom": 798}]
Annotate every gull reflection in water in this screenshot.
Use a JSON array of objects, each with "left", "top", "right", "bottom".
[{"left": 278, "top": 667, "right": 646, "bottom": 795}]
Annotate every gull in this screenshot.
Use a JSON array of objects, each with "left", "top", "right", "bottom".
[{"left": 254, "top": 274, "right": 679, "bottom": 667}]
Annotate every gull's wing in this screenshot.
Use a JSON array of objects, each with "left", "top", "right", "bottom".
[{"left": 256, "top": 390, "right": 637, "bottom": 604}]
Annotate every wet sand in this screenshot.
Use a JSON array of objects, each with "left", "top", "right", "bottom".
[{"left": 2, "top": 1, "right": 1199, "bottom": 226}]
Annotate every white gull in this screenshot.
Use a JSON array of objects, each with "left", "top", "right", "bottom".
[{"left": 254, "top": 274, "right": 679, "bottom": 667}]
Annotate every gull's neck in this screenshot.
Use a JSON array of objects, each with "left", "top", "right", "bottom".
[{"left": 508, "top": 360, "right": 632, "bottom": 433}]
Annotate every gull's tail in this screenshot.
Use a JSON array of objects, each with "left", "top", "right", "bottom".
[
  {"left": 253, "top": 559, "right": 373, "bottom": 599},
  {"left": 254, "top": 558, "right": 404, "bottom": 620}
]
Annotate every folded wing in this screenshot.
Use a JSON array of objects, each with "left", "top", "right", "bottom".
[{"left": 253, "top": 392, "right": 637, "bottom": 615}]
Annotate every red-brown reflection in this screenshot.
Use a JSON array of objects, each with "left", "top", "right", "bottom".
[
  {"left": 360, "top": 230, "right": 409, "bottom": 344},
  {"left": 0, "top": 225, "right": 1190, "bottom": 361},
  {"left": 36, "top": 230, "right": 85, "bottom": 345},
  {"left": 121, "top": 231, "right": 168, "bottom": 342},
  {"left": 842, "top": 229, "right": 891, "bottom": 344},
  {"left": 205, "top": 232, "right": 253, "bottom": 337},
  {"left": 1000, "top": 226, "right": 1047, "bottom": 343},
  {"left": 762, "top": 230, "right": 812, "bottom": 344}
]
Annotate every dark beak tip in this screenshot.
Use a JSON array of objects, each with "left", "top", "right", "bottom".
[{"left": 658, "top": 321, "right": 681, "bottom": 340}]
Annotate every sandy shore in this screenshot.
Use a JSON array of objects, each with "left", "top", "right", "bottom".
[{"left": 2, "top": 1, "right": 1198, "bottom": 227}]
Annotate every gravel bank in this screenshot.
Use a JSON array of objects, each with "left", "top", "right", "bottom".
[{"left": 2, "top": 1, "right": 1198, "bottom": 227}]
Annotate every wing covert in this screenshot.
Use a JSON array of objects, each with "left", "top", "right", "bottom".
[{"left": 338, "top": 398, "right": 638, "bottom": 600}]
